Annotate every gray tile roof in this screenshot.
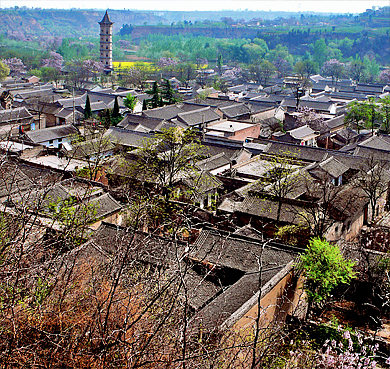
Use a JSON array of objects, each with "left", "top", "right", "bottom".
[
  {"left": 118, "top": 114, "right": 165, "bottom": 131},
  {"left": 0, "top": 107, "right": 33, "bottom": 124},
  {"left": 177, "top": 107, "right": 220, "bottom": 127},
  {"left": 281, "top": 98, "right": 336, "bottom": 112},
  {"left": 104, "top": 127, "right": 152, "bottom": 148},
  {"left": 189, "top": 273, "right": 261, "bottom": 330},
  {"left": 236, "top": 196, "right": 304, "bottom": 224},
  {"left": 185, "top": 97, "right": 236, "bottom": 109},
  {"left": 196, "top": 152, "right": 231, "bottom": 172},
  {"left": 321, "top": 153, "right": 364, "bottom": 171},
  {"left": 143, "top": 105, "right": 184, "bottom": 120},
  {"left": 25, "top": 124, "right": 79, "bottom": 143},
  {"left": 263, "top": 141, "right": 328, "bottom": 162},
  {"left": 357, "top": 135, "right": 390, "bottom": 152},
  {"left": 288, "top": 125, "right": 317, "bottom": 140},
  {"left": 190, "top": 229, "right": 297, "bottom": 273},
  {"left": 325, "top": 114, "right": 346, "bottom": 130},
  {"left": 180, "top": 170, "right": 223, "bottom": 194},
  {"left": 0, "top": 161, "right": 34, "bottom": 199},
  {"left": 68, "top": 138, "right": 116, "bottom": 160},
  {"left": 56, "top": 94, "right": 86, "bottom": 109},
  {"left": 353, "top": 146, "right": 390, "bottom": 162},
  {"left": 219, "top": 103, "right": 251, "bottom": 118},
  {"left": 355, "top": 84, "right": 384, "bottom": 94},
  {"left": 89, "top": 222, "right": 222, "bottom": 312},
  {"left": 79, "top": 193, "right": 122, "bottom": 220},
  {"left": 14, "top": 88, "right": 55, "bottom": 100},
  {"left": 11, "top": 183, "right": 70, "bottom": 212},
  {"left": 318, "top": 156, "right": 350, "bottom": 178},
  {"left": 188, "top": 229, "right": 299, "bottom": 330},
  {"left": 90, "top": 222, "right": 185, "bottom": 265}
]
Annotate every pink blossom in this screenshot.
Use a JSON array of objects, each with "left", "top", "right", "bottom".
[
  {"left": 42, "top": 51, "right": 64, "bottom": 71},
  {"left": 343, "top": 330, "right": 351, "bottom": 340}
]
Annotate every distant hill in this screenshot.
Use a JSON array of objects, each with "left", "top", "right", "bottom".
[
  {"left": 0, "top": 8, "right": 165, "bottom": 41},
  {"left": 0, "top": 7, "right": 362, "bottom": 42}
]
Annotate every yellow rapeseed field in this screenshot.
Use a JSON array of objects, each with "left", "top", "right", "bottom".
[{"left": 113, "top": 61, "right": 155, "bottom": 72}]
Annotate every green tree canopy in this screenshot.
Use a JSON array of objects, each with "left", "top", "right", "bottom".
[
  {"left": 344, "top": 99, "right": 380, "bottom": 132},
  {"left": 298, "top": 238, "right": 356, "bottom": 308},
  {"left": 0, "top": 61, "right": 10, "bottom": 81},
  {"left": 124, "top": 93, "right": 137, "bottom": 112},
  {"left": 294, "top": 60, "right": 318, "bottom": 79}
]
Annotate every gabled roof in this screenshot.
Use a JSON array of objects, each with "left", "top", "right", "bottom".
[
  {"left": 88, "top": 91, "right": 123, "bottom": 108},
  {"left": 11, "top": 183, "right": 69, "bottom": 212},
  {"left": 0, "top": 107, "right": 33, "bottom": 123},
  {"left": 353, "top": 146, "right": 390, "bottom": 162},
  {"left": 56, "top": 93, "right": 86, "bottom": 109},
  {"left": 143, "top": 105, "right": 184, "bottom": 120},
  {"left": 118, "top": 114, "right": 165, "bottom": 131},
  {"left": 67, "top": 138, "right": 116, "bottom": 159},
  {"left": 55, "top": 109, "right": 84, "bottom": 121},
  {"left": 104, "top": 127, "right": 152, "bottom": 148},
  {"left": 325, "top": 114, "right": 346, "bottom": 130},
  {"left": 13, "top": 87, "right": 55, "bottom": 100},
  {"left": 331, "top": 186, "right": 369, "bottom": 220},
  {"left": 177, "top": 107, "right": 220, "bottom": 127},
  {"left": 0, "top": 162, "right": 34, "bottom": 199},
  {"left": 309, "top": 156, "right": 350, "bottom": 179},
  {"left": 334, "top": 128, "right": 359, "bottom": 142},
  {"left": 179, "top": 170, "right": 223, "bottom": 194},
  {"left": 281, "top": 98, "right": 336, "bottom": 112},
  {"left": 321, "top": 153, "right": 364, "bottom": 171},
  {"left": 288, "top": 125, "right": 318, "bottom": 140},
  {"left": 185, "top": 97, "right": 237, "bottom": 109},
  {"left": 190, "top": 228, "right": 298, "bottom": 273},
  {"left": 219, "top": 103, "right": 251, "bottom": 118},
  {"left": 88, "top": 101, "right": 109, "bottom": 112},
  {"left": 188, "top": 229, "right": 298, "bottom": 330},
  {"left": 357, "top": 135, "right": 390, "bottom": 152},
  {"left": 25, "top": 124, "right": 79, "bottom": 143},
  {"left": 355, "top": 84, "right": 384, "bottom": 94},
  {"left": 263, "top": 141, "right": 329, "bottom": 163},
  {"left": 233, "top": 224, "right": 263, "bottom": 239},
  {"left": 196, "top": 152, "right": 231, "bottom": 172},
  {"left": 90, "top": 222, "right": 185, "bottom": 265},
  {"left": 80, "top": 193, "right": 121, "bottom": 220},
  {"left": 236, "top": 196, "right": 304, "bottom": 224}
]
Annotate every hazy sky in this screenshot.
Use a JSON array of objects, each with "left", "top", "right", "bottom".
[{"left": 0, "top": 0, "right": 388, "bottom": 13}]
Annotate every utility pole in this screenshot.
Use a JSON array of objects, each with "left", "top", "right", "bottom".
[
  {"left": 72, "top": 88, "right": 75, "bottom": 126},
  {"left": 202, "top": 114, "right": 205, "bottom": 141}
]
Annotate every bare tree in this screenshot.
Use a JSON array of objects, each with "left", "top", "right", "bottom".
[
  {"left": 67, "top": 130, "right": 115, "bottom": 182},
  {"left": 353, "top": 156, "right": 390, "bottom": 223},
  {"left": 262, "top": 151, "right": 303, "bottom": 225}
]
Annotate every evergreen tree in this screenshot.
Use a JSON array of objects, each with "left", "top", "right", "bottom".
[
  {"left": 112, "top": 96, "right": 120, "bottom": 118},
  {"left": 161, "top": 79, "right": 181, "bottom": 105},
  {"left": 146, "top": 82, "right": 161, "bottom": 109},
  {"left": 142, "top": 99, "right": 148, "bottom": 111},
  {"left": 217, "top": 54, "right": 223, "bottom": 75},
  {"left": 84, "top": 95, "right": 92, "bottom": 119},
  {"left": 102, "top": 108, "right": 111, "bottom": 128}
]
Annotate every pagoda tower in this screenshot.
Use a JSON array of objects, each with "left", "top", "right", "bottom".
[{"left": 99, "top": 10, "right": 114, "bottom": 69}]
